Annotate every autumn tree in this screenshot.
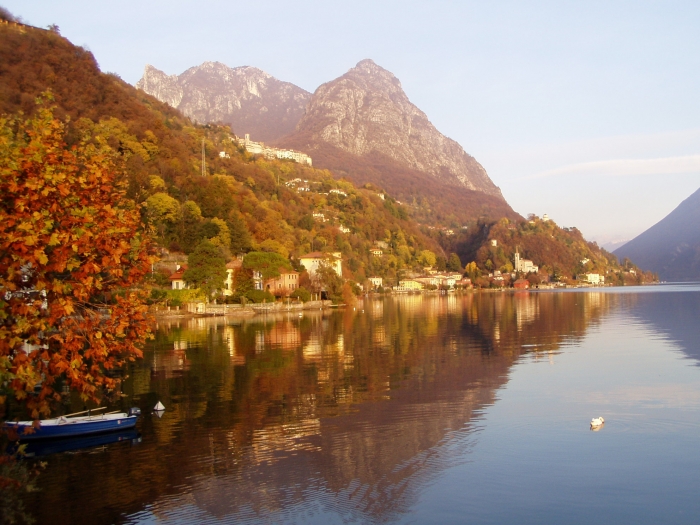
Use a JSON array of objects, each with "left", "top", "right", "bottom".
[
  {"left": 0, "top": 103, "right": 152, "bottom": 418},
  {"left": 183, "top": 240, "right": 227, "bottom": 300}
]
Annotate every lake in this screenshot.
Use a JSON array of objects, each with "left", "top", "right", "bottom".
[{"left": 18, "top": 285, "right": 700, "bottom": 524}]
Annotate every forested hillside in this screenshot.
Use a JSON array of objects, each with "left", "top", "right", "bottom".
[
  {"left": 0, "top": 17, "right": 655, "bottom": 286},
  {"left": 0, "top": 19, "right": 442, "bottom": 287}
]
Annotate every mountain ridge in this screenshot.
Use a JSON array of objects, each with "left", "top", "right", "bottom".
[
  {"left": 278, "top": 59, "right": 503, "bottom": 198},
  {"left": 136, "top": 61, "right": 311, "bottom": 142},
  {"left": 614, "top": 187, "right": 700, "bottom": 281}
]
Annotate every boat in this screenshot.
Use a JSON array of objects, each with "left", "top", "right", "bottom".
[{"left": 4, "top": 407, "right": 142, "bottom": 441}]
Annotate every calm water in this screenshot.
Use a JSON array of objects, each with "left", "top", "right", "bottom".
[{"left": 19, "top": 285, "right": 700, "bottom": 524}]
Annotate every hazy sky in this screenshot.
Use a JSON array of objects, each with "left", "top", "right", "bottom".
[{"left": 8, "top": 0, "right": 700, "bottom": 246}]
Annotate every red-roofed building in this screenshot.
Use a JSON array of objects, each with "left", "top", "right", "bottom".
[{"left": 170, "top": 266, "right": 187, "bottom": 290}]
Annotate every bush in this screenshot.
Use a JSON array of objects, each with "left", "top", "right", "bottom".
[
  {"left": 245, "top": 289, "right": 275, "bottom": 303},
  {"left": 290, "top": 286, "right": 311, "bottom": 302}
]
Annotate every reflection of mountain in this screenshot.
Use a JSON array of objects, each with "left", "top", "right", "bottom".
[
  {"left": 26, "top": 292, "right": 612, "bottom": 524},
  {"left": 627, "top": 287, "right": 700, "bottom": 365}
]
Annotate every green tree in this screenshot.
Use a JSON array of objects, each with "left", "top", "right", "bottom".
[
  {"left": 184, "top": 240, "right": 227, "bottom": 300},
  {"left": 227, "top": 212, "right": 252, "bottom": 254},
  {"left": 447, "top": 253, "right": 462, "bottom": 272},
  {"left": 243, "top": 251, "right": 292, "bottom": 280},
  {"left": 418, "top": 250, "right": 437, "bottom": 267}
]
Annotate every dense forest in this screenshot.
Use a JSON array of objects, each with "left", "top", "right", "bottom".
[{"left": 0, "top": 16, "right": 654, "bottom": 290}]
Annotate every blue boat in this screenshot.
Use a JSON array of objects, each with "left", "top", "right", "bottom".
[{"left": 4, "top": 407, "right": 142, "bottom": 441}]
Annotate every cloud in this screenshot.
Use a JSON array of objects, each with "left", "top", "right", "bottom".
[{"left": 524, "top": 154, "right": 700, "bottom": 181}]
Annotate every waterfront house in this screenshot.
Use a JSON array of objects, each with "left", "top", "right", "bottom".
[{"left": 299, "top": 252, "right": 343, "bottom": 277}]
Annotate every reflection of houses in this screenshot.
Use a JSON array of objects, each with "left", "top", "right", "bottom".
[
  {"left": 151, "top": 346, "right": 191, "bottom": 380},
  {"left": 299, "top": 252, "right": 342, "bottom": 277},
  {"left": 514, "top": 249, "right": 538, "bottom": 274},
  {"left": 268, "top": 322, "right": 301, "bottom": 350},
  {"left": 170, "top": 265, "right": 187, "bottom": 290}
]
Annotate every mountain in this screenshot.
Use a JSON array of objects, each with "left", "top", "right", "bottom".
[
  {"left": 614, "top": 187, "right": 700, "bottom": 281},
  {"left": 276, "top": 59, "right": 516, "bottom": 224},
  {"left": 136, "top": 62, "right": 311, "bottom": 142}
]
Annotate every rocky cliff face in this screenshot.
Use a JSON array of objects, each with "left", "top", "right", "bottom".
[
  {"left": 136, "top": 62, "right": 311, "bottom": 142},
  {"left": 281, "top": 59, "right": 502, "bottom": 198}
]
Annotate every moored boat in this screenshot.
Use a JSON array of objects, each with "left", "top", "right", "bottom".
[{"left": 4, "top": 407, "right": 142, "bottom": 440}]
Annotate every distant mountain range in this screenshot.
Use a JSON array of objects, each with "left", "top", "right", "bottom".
[
  {"left": 136, "top": 62, "right": 311, "bottom": 142},
  {"left": 615, "top": 187, "right": 700, "bottom": 281},
  {"left": 137, "top": 59, "right": 517, "bottom": 224}
]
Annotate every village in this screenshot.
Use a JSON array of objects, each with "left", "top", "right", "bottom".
[{"left": 157, "top": 243, "right": 608, "bottom": 317}]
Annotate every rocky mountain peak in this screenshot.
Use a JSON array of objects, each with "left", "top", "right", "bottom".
[
  {"left": 284, "top": 60, "right": 502, "bottom": 198},
  {"left": 136, "top": 62, "right": 311, "bottom": 142}
]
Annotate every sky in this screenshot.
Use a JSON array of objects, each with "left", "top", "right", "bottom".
[{"left": 7, "top": 0, "right": 700, "bottom": 247}]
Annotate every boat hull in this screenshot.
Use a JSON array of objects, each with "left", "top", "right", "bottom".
[{"left": 5, "top": 414, "right": 138, "bottom": 440}]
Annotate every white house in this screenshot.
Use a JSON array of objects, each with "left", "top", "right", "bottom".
[{"left": 299, "top": 252, "right": 342, "bottom": 277}]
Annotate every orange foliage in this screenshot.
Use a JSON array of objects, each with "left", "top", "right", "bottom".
[{"left": 0, "top": 103, "right": 153, "bottom": 417}]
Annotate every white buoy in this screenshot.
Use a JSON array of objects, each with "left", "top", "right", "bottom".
[{"left": 154, "top": 401, "right": 165, "bottom": 411}]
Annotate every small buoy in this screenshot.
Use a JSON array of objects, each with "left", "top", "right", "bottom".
[{"left": 154, "top": 401, "right": 165, "bottom": 411}]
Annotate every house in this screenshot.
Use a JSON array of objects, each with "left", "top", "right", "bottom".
[
  {"left": 370, "top": 248, "right": 383, "bottom": 257},
  {"left": 491, "top": 239, "right": 498, "bottom": 247},
  {"left": 434, "top": 275, "right": 457, "bottom": 288},
  {"left": 514, "top": 249, "right": 538, "bottom": 274},
  {"left": 339, "top": 225, "right": 351, "bottom": 234},
  {"left": 329, "top": 189, "right": 347, "bottom": 197},
  {"left": 397, "top": 279, "right": 423, "bottom": 291},
  {"left": 170, "top": 266, "right": 187, "bottom": 290},
  {"left": 456, "top": 278, "right": 472, "bottom": 288},
  {"left": 264, "top": 268, "right": 300, "bottom": 296},
  {"left": 312, "top": 212, "right": 327, "bottom": 222},
  {"left": 299, "top": 252, "right": 342, "bottom": 277},
  {"left": 514, "top": 279, "right": 530, "bottom": 289},
  {"left": 222, "top": 259, "right": 243, "bottom": 296},
  {"left": 368, "top": 276, "right": 383, "bottom": 289},
  {"left": 583, "top": 273, "right": 604, "bottom": 285}
]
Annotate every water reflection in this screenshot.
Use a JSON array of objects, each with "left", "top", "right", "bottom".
[{"left": 24, "top": 291, "right": 633, "bottom": 524}]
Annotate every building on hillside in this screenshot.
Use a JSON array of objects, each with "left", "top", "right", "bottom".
[
  {"left": 299, "top": 252, "right": 342, "bottom": 277},
  {"left": 397, "top": 279, "right": 423, "bottom": 291},
  {"left": 491, "top": 239, "right": 498, "bottom": 247},
  {"left": 329, "top": 189, "right": 347, "bottom": 197},
  {"left": 370, "top": 248, "right": 383, "bottom": 257},
  {"left": 312, "top": 212, "right": 327, "bottom": 222},
  {"left": 236, "top": 134, "right": 312, "bottom": 166},
  {"left": 514, "top": 278, "right": 530, "bottom": 290},
  {"left": 583, "top": 273, "right": 604, "bottom": 285},
  {"left": 514, "top": 249, "right": 539, "bottom": 274},
  {"left": 434, "top": 275, "right": 457, "bottom": 288},
  {"left": 264, "top": 269, "right": 300, "bottom": 296},
  {"left": 339, "top": 225, "right": 351, "bottom": 234},
  {"left": 368, "top": 276, "right": 383, "bottom": 289},
  {"left": 415, "top": 276, "right": 438, "bottom": 288},
  {"left": 170, "top": 266, "right": 187, "bottom": 290},
  {"left": 456, "top": 277, "right": 472, "bottom": 288}
]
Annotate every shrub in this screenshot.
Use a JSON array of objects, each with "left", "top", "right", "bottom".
[
  {"left": 245, "top": 289, "right": 275, "bottom": 303},
  {"left": 290, "top": 286, "right": 311, "bottom": 302}
]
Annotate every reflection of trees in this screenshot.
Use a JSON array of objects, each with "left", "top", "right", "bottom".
[{"left": 25, "top": 292, "right": 616, "bottom": 524}]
